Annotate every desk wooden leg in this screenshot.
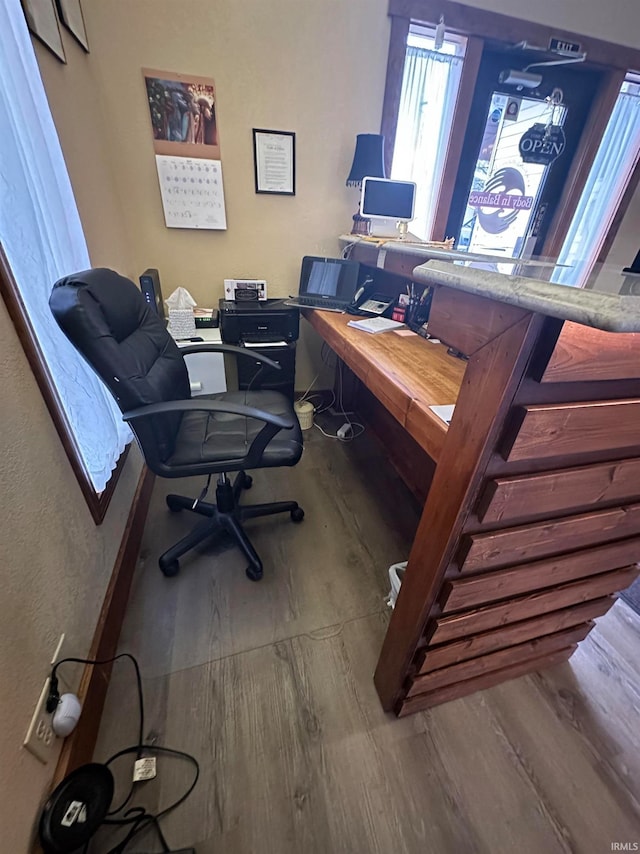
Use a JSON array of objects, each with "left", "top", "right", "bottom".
[{"left": 374, "top": 315, "right": 544, "bottom": 713}]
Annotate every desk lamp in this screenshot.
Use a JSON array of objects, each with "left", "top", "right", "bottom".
[{"left": 346, "top": 133, "right": 386, "bottom": 235}]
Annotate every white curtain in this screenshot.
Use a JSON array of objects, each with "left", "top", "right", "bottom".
[
  {"left": 391, "top": 46, "right": 463, "bottom": 240},
  {"left": 553, "top": 87, "right": 640, "bottom": 287},
  {"left": 0, "top": 0, "right": 131, "bottom": 492}
]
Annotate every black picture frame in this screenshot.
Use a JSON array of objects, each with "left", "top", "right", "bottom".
[
  {"left": 55, "top": 0, "right": 89, "bottom": 52},
  {"left": 252, "top": 129, "right": 296, "bottom": 196},
  {"left": 21, "top": 0, "right": 66, "bottom": 63}
]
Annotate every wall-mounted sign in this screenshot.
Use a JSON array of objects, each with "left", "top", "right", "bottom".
[
  {"left": 549, "top": 37, "right": 582, "bottom": 55},
  {"left": 519, "top": 123, "right": 566, "bottom": 166}
]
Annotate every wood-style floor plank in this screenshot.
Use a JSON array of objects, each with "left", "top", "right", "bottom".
[
  {"left": 115, "top": 429, "right": 420, "bottom": 678},
  {"left": 91, "top": 428, "right": 640, "bottom": 854}
]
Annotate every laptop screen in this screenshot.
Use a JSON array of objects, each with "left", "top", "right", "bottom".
[{"left": 299, "top": 256, "right": 360, "bottom": 303}]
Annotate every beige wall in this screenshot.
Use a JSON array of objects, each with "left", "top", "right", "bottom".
[
  {"left": 2, "top": 2, "right": 389, "bottom": 847},
  {"left": 455, "top": 0, "right": 640, "bottom": 49},
  {"left": 0, "top": 27, "right": 142, "bottom": 854},
  {"left": 80, "top": 0, "right": 391, "bottom": 389}
]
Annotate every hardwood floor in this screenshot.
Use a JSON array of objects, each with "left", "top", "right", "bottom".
[{"left": 91, "top": 428, "right": 640, "bottom": 854}]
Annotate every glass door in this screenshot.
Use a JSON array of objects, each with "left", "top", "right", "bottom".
[
  {"left": 459, "top": 92, "right": 566, "bottom": 258},
  {"left": 446, "top": 49, "right": 605, "bottom": 260}
]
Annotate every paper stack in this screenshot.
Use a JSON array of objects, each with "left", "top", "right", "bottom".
[{"left": 347, "top": 317, "right": 404, "bottom": 335}]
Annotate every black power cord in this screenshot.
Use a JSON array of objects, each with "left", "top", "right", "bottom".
[{"left": 48, "top": 653, "right": 199, "bottom": 853}]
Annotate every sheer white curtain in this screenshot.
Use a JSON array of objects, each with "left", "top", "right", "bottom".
[
  {"left": 391, "top": 46, "right": 463, "bottom": 240},
  {"left": 553, "top": 85, "right": 640, "bottom": 286},
  {"left": 0, "top": 0, "right": 131, "bottom": 492}
]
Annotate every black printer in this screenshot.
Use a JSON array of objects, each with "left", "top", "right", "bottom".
[
  {"left": 219, "top": 299, "right": 299, "bottom": 401},
  {"left": 219, "top": 298, "right": 299, "bottom": 344}
]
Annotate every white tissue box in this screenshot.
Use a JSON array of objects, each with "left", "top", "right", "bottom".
[{"left": 168, "top": 308, "right": 196, "bottom": 339}]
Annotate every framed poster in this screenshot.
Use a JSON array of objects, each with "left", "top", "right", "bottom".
[
  {"left": 142, "top": 68, "right": 221, "bottom": 161},
  {"left": 253, "top": 129, "right": 295, "bottom": 195},
  {"left": 21, "top": 0, "right": 66, "bottom": 62},
  {"left": 56, "top": 0, "right": 89, "bottom": 52}
]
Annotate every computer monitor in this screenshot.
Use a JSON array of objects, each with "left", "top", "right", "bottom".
[{"left": 360, "top": 177, "right": 416, "bottom": 237}]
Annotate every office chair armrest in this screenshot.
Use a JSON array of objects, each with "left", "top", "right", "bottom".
[
  {"left": 122, "top": 399, "right": 294, "bottom": 430},
  {"left": 179, "top": 343, "right": 282, "bottom": 370}
]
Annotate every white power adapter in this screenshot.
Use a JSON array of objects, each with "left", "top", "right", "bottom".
[
  {"left": 51, "top": 693, "right": 82, "bottom": 737},
  {"left": 337, "top": 423, "right": 352, "bottom": 439}
]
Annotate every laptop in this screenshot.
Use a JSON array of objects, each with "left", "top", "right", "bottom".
[{"left": 285, "top": 256, "right": 360, "bottom": 312}]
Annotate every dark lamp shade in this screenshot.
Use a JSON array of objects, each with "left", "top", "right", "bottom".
[{"left": 346, "top": 134, "right": 386, "bottom": 187}]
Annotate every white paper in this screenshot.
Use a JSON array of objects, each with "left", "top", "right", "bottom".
[
  {"left": 155, "top": 155, "right": 227, "bottom": 229},
  {"left": 243, "top": 340, "right": 287, "bottom": 348},
  {"left": 429, "top": 404, "right": 455, "bottom": 425},
  {"left": 347, "top": 317, "right": 404, "bottom": 334}
]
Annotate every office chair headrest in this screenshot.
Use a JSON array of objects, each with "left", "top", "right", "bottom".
[
  {"left": 51, "top": 267, "right": 191, "bottom": 463},
  {"left": 50, "top": 267, "right": 154, "bottom": 343}
]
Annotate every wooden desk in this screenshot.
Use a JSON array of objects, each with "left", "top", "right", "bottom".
[
  {"left": 305, "top": 311, "right": 464, "bottom": 463},
  {"left": 304, "top": 251, "right": 640, "bottom": 717}
]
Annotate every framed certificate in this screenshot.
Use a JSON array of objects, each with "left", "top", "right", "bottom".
[{"left": 253, "top": 129, "right": 295, "bottom": 196}]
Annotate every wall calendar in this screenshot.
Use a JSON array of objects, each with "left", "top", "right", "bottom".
[{"left": 155, "top": 155, "right": 227, "bottom": 230}]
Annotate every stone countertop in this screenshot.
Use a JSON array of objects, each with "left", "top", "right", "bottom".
[{"left": 412, "top": 260, "right": 640, "bottom": 334}]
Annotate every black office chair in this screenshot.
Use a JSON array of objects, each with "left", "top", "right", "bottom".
[{"left": 50, "top": 268, "right": 304, "bottom": 581}]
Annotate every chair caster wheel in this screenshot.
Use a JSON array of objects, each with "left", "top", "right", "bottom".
[
  {"left": 242, "top": 474, "right": 253, "bottom": 489},
  {"left": 159, "top": 559, "right": 180, "bottom": 577},
  {"left": 291, "top": 507, "right": 305, "bottom": 523},
  {"left": 166, "top": 496, "right": 183, "bottom": 513},
  {"left": 246, "top": 565, "right": 263, "bottom": 582}
]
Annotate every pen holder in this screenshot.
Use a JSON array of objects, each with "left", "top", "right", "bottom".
[{"left": 408, "top": 288, "right": 433, "bottom": 329}]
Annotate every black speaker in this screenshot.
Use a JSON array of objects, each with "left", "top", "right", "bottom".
[{"left": 139, "top": 268, "right": 165, "bottom": 319}]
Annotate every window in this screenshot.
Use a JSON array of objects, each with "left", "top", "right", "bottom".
[
  {"left": 0, "top": 0, "right": 131, "bottom": 516},
  {"left": 553, "top": 76, "right": 640, "bottom": 286},
  {"left": 390, "top": 25, "right": 465, "bottom": 240},
  {"left": 384, "top": 1, "right": 640, "bottom": 264}
]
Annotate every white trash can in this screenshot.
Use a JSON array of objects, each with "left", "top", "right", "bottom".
[{"left": 294, "top": 400, "right": 314, "bottom": 430}]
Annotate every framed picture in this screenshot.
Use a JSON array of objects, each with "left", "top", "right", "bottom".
[
  {"left": 21, "top": 0, "right": 66, "bottom": 63},
  {"left": 56, "top": 0, "right": 89, "bottom": 52},
  {"left": 253, "top": 129, "right": 296, "bottom": 196}
]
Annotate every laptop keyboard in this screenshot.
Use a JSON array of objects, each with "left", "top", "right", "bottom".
[{"left": 295, "top": 296, "right": 346, "bottom": 310}]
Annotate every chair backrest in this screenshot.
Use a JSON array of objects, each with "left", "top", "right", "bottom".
[{"left": 50, "top": 268, "right": 191, "bottom": 463}]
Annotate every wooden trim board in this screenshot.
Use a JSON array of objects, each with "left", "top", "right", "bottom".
[
  {"left": 502, "top": 399, "right": 640, "bottom": 463},
  {"left": 478, "top": 458, "right": 640, "bottom": 524},
  {"left": 51, "top": 465, "right": 155, "bottom": 788},
  {"left": 0, "top": 245, "right": 129, "bottom": 525}
]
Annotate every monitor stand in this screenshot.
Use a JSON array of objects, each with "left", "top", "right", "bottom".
[
  {"left": 369, "top": 218, "right": 405, "bottom": 239},
  {"left": 368, "top": 220, "right": 415, "bottom": 240}
]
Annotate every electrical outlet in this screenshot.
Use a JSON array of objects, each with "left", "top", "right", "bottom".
[
  {"left": 23, "top": 678, "right": 58, "bottom": 764},
  {"left": 23, "top": 634, "right": 67, "bottom": 764}
]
